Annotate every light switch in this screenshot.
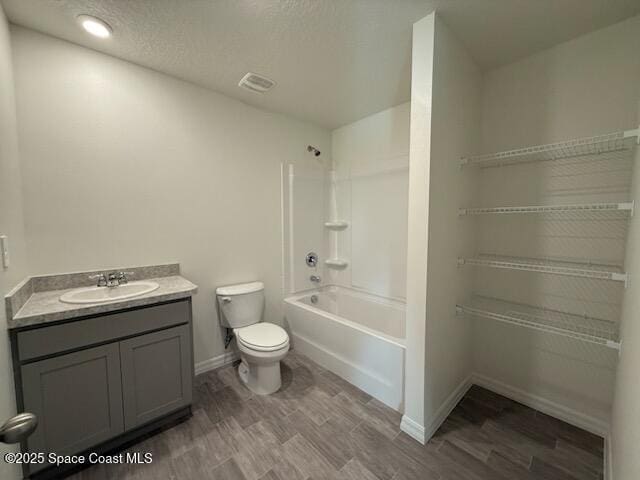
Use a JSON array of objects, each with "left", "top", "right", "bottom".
[{"left": 0, "top": 235, "right": 9, "bottom": 268}]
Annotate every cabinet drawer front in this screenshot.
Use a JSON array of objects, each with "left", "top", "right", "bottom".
[
  {"left": 21, "top": 343, "right": 124, "bottom": 473},
  {"left": 120, "top": 324, "right": 193, "bottom": 430},
  {"left": 17, "top": 300, "right": 190, "bottom": 361}
]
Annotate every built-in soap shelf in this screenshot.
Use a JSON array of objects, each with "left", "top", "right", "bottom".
[
  {"left": 324, "top": 259, "right": 349, "bottom": 269},
  {"left": 324, "top": 221, "right": 349, "bottom": 230}
]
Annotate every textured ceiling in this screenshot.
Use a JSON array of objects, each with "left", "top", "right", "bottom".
[{"left": 2, "top": 0, "right": 640, "bottom": 128}]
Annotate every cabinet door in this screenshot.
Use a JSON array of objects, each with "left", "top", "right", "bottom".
[
  {"left": 21, "top": 343, "right": 124, "bottom": 465},
  {"left": 120, "top": 325, "right": 192, "bottom": 430}
]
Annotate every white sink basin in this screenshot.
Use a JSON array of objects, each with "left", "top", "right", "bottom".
[{"left": 59, "top": 281, "right": 160, "bottom": 304}]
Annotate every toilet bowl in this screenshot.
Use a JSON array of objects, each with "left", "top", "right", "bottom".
[
  {"left": 235, "top": 323, "right": 289, "bottom": 394},
  {"left": 216, "top": 282, "right": 289, "bottom": 395}
]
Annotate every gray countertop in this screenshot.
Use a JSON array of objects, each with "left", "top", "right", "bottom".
[{"left": 5, "top": 264, "right": 198, "bottom": 329}]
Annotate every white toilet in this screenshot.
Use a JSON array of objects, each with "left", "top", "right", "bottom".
[{"left": 216, "top": 281, "right": 289, "bottom": 395}]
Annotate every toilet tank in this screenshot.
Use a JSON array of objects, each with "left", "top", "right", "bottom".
[{"left": 216, "top": 281, "right": 265, "bottom": 329}]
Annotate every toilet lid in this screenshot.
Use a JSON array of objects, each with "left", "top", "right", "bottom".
[{"left": 236, "top": 323, "right": 289, "bottom": 351}]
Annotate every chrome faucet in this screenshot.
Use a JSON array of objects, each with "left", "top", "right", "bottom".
[
  {"left": 310, "top": 275, "right": 321, "bottom": 284},
  {"left": 89, "top": 271, "right": 134, "bottom": 288},
  {"left": 107, "top": 272, "right": 119, "bottom": 287}
]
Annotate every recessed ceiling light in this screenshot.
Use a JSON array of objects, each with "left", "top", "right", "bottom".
[{"left": 77, "top": 15, "right": 112, "bottom": 38}]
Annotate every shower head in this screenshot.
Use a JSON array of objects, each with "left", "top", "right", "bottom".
[{"left": 307, "top": 145, "right": 321, "bottom": 157}]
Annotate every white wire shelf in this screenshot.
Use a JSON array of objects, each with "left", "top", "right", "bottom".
[
  {"left": 460, "top": 127, "right": 639, "bottom": 168},
  {"left": 458, "top": 201, "right": 634, "bottom": 216},
  {"left": 456, "top": 296, "right": 620, "bottom": 349},
  {"left": 458, "top": 254, "right": 627, "bottom": 284}
]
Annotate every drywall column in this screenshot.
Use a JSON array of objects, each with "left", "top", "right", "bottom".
[
  {"left": 611, "top": 103, "right": 640, "bottom": 480},
  {"left": 423, "top": 17, "right": 480, "bottom": 437},
  {"left": 0, "top": 5, "right": 28, "bottom": 480},
  {"left": 402, "top": 13, "right": 435, "bottom": 443},
  {"left": 403, "top": 12, "right": 480, "bottom": 443}
]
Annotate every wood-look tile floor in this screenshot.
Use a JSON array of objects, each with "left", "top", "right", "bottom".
[{"left": 70, "top": 350, "right": 604, "bottom": 480}]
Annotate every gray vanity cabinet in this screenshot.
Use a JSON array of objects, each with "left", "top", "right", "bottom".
[
  {"left": 21, "top": 343, "right": 125, "bottom": 458},
  {"left": 11, "top": 298, "right": 194, "bottom": 478},
  {"left": 120, "top": 324, "right": 192, "bottom": 429}
]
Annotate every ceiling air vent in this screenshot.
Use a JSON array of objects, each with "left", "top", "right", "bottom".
[{"left": 238, "top": 72, "right": 276, "bottom": 93}]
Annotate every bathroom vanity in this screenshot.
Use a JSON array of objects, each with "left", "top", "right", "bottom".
[{"left": 4, "top": 264, "right": 197, "bottom": 479}]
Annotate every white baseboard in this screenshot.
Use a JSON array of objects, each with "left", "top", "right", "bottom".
[
  {"left": 425, "top": 374, "right": 473, "bottom": 441},
  {"left": 195, "top": 351, "right": 238, "bottom": 376},
  {"left": 400, "top": 374, "right": 472, "bottom": 445},
  {"left": 471, "top": 372, "right": 610, "bottom": 437},
  {"left": 400, "top": 415, "right": 426, "bottom": 444}
]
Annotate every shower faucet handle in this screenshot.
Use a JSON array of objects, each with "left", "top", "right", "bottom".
[
  {"left": 306, "top": 252, "right": 318, "bottom": 267},
  {"left": 310, "top": 275, "right": 321, "bottom": 284}
]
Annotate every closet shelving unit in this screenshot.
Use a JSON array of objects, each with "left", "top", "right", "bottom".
[{"left": 457, "top": 126, "right": 640, "bottom": 350}]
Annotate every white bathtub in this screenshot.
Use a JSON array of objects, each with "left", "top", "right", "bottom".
[{"left": 284, "top": 286, "right": 405, "bottom": 410}]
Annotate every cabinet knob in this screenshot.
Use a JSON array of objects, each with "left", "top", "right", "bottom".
[{"left": 0, "top": 412, "right": 38, "bottom": 444}]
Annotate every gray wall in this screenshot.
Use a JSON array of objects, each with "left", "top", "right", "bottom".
[
  {"left": 10, "top": 26, "right": 331, "bottom": 367},
  {"left": 611, "top": 103, "right": 640, "bottom": 480}
]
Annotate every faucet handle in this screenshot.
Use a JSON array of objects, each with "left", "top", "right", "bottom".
[
  {"left": 89, "top": 273, "right": 108, "bottom": 287},
  {"left": 117, "top": 271, "right": 134, "bottom": 284}
]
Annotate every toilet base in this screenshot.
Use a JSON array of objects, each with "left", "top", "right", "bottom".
[
  {"left": 236, "top": 341, "right": 289, "bottom": 395},
  {"left": 238, "top": 359, "right": 282, "bottom": 395},
  {"left": 238, "top": 360, "right": 250, "bottom": 385}
]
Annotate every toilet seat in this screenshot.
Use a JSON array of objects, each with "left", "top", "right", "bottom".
[{"left": 235, "top": 323, "right": 289, "bottom": 352}]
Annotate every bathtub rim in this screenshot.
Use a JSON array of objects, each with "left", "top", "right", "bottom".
[{"left": 284, "top": 285, "right": 406, "bottom": 348}]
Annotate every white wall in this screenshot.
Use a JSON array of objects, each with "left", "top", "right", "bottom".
[
  {"left": 423, "top": 16, "right": 480, "bottom": 432},
  {"left": 474, "top": 15, "right": 640, "bottom": 431},
  {"left": 611, "top": 104, "right": 640, "bottom": 480},
  {"left": 10, "top": 26, "right": 330, "bottom": 366},
  {"left": 330, "top": 102, "right": 410, "bottom": 299},
  {"left": 0, "top": 6, "right": 27, "bottom": 480}
]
